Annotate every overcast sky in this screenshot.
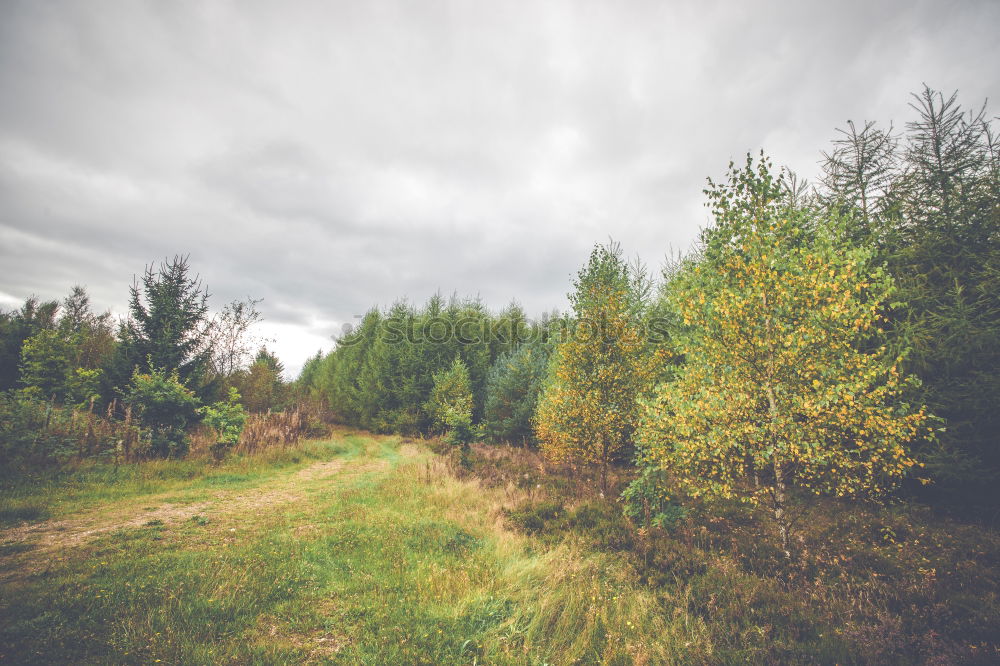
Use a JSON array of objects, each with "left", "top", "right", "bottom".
[{"left": 1, "top": 0, "right": 998, "bottom": 376}]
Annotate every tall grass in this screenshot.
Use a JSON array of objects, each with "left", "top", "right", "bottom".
[
  {"left": 4, "top": 431, "right": 998, "bottom": 663},
  {"left": 236, "top": 404, "right": 326, "bottom": 454},
  {"left": 1, "top": 432, "right": 713, "bottom": 664},
  {"left": 0, "top": 394, "right": 143, "bottom": 469}
]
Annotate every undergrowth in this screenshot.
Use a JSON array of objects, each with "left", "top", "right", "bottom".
[
  {"left": 470, "top": 443, "right": 1000, "bottom": 664},
  {"left": 3, "top": 432, "right": 998, "bottom": 664}
]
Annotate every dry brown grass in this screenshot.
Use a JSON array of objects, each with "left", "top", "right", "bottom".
[
  {"left": 233, "top": 403, "right": 330, "bottom": 455},
  {"left": 236, "top": 409, "right": 306, "bottom": 453},
  {"left": 460, "top": 441, "right": 1000, "bottom": 664}
]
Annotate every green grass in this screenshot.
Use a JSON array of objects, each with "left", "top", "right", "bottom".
[
  {"left": 0, "top": 436, "right": 362, "bottom": 525},
  {"left": 0, "top": 506, "right": 50, "bottom": 528},
  {"left": 0, "top": 433, "right": 708, "bottom": 664},
  {"left": 5, "top": 432, "right": 997, "bottom": 664}
]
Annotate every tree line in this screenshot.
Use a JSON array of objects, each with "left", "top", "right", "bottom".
[
  {"left": 300, "top": 85, "right": 999, "bottom": 525},
  {"left": 1, "top": 256, "right": 287, "bottom": 465},
  {"left": 298, "top": 294, "right": 559, "bottom": 444},
  {"left": 3, "top": 85, "right": 996, "bottom": 520}
]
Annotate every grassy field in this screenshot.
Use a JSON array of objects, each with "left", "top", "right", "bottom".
[
  {"left": 1, "top": 430, "right": 712, "bottom": 664},
  {"left": 3, "top": 430, "right": 999, "bottom": 664}
]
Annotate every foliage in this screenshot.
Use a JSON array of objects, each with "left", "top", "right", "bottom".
[
  {"left": 0, "top": 391, "right": 79, "bottom": 467},
  {"left": 818, "top": 86, "right": 1000, "bottom": 505},
  {"left": 639, "top": 154, "right": 932, "bottom": 555},
  {"left": 208, "top": 297, "right": 264, "bottom": 378},
  {"left": 10, "top": 287, "right": 114, "bottom": 405},
  {"left": 443, "top": 406, "right": 476, "bottom": 456},
  {"left": 198, "top": 387, "right": 248, "bottom": 460},
  {"left": 620, "top": 464, "right": 687, "bottom": 530},
  {"left": 0, "top": 391, "right": 141, "bottom": 471},
  {"left": 819, "top": 118, "right": 899, "bottom": 236},
  {"left": 113, "top": 256, "right": 213, "bottom": 396},
  {"left": 63, "top": 367, "right": 104, "bottom": 406},
  {"left": 230, "top": 347, "right": 286, "bottom": 413},
  {"left": 18, "top": 328, "right": 75, "bottom": 400},
  {"left": 427, "top": 356, "right": 474, "bottom": 437},
  {"left": 0, "top": 296, "right": 59, "bottom": 392},
  {"left": 304, "top": 296, "right": 548, "bottom": 436},
  {"left": 124, "top": 366, "right": 200, "bottom": 458},
  {"left": 535, "top": 242, "right": 664, "bottom": 493},
  {"left": 57, "top": 286, "right": 117, "bottom": 375},
  {"left": 482, "top": 341, "right": 549, "bottom": 445}
]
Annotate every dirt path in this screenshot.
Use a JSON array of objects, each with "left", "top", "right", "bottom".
[{"left": 0, "top": 447, "right": 416, "bottom": 581}]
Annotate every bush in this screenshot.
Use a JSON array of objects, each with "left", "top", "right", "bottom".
[
  {"left": 567, "top": 501, "right": 635, "bottom": 551},
  {"left": 621, "top": 465, "right": 687, "bottom": 529},
  {"left": 373, "top": 408, "right": 422, "bottom": 436},
  {"left": 444, "top": 407, "right": 475, "bottom": 447},
  {"left": 0, "top": 391, "right": 143, "bottom": 471},
  {"left": 506, "top": 500, "right": 565, "bottom": 534},
  {"left": 635, "top": 535, "right": 708, "bottom": 584},
  {"left": 426, "top": 356, "right": 473, "bottom": 435},
  {"left": 0, "top": 392, "right": 77, "bottom": 468},
  {"left": 198, "top": 387, "right": 248, "bottom": 460},
  {"left": 124, "top": 367, "right": 199, "bottom": 458}
]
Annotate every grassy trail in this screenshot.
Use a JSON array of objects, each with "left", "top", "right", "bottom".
[
  {"left": 1, "top": 441, "right": 394, "bottom": 581},
  {"left": 0, "top": 431, "right": 707, "bottom": 664}
]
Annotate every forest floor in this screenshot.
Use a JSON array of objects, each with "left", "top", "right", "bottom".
[{"left": 2, "top": 430, "right": 998, "bottom": 664}]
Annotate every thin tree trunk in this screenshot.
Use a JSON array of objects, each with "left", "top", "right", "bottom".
[
  {"left": 773, "top": 459, "right": 791, "bottom": 559},
  {"left": 764, "top": 382, "right": 792, "bottom": 560},
  {"left": 600, "top": 440, "right": 609, "bottom": 495}
]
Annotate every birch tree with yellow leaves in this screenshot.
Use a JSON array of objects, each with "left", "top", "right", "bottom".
[
  {"left": 638, "top": 155, "right": 932, "bottom": 557},
  {"left": 535, "top": 242, "right": 665, "bottom": 494}
]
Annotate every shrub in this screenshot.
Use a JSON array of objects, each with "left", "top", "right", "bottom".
[
  {"left": 0, "top": 392, "right": 76, "bottom": 467},
  {"left": 426, "top": 356, "right": 473, "bottom": 434},
  {"left": 124, "top": 366, "right": 199, "bottom": 458},
  {"left": 198, "top": 387, "right": 248, "bottom": 460},
  {"left": 567, "top": 501, "right": 635, "bottom": 551},
  {"left": 506, "top": 500, "right": 565, "bottom": 534},
  {"left": 444, "top": 407, "right": 474, "bottom": 447},
  {"left": 621, "top": 464, "right": 687, "bottom": 530},
  {"left": 0, "top": 391, "right": 142, "bottom": 470}
]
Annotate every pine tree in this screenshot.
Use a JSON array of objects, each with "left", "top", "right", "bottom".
[
  {"left": 820, "top": 119, "right": 900, "bottom": 239},
  {"left": 483, "top": 341, "right": 549, "bottom": 445},
  {"left": 817, "top": 88, "right": 1000, "bottom": 504},
  {"left": 112, "top": 256, "right": 212, "bottom": 394},
  {"left": 233, "top": 347, "right": 286, "bottom": 413}
]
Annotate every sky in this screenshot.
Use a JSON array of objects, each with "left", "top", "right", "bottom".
[{"left": 1, "top": 0, "right": 998, "bottom": 377}]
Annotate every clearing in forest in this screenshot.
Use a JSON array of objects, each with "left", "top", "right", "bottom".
[{"left": 0, "top": 431, "right": 705, "bottom": 664}]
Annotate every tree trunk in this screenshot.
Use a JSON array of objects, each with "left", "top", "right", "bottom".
[
  {"left": 773, "top": 459, "right": 791, "bottom": 559},
  {"left": 764, "top": 381, "right": 791, "bottom": 560},
  {"left": 600, "top": 440, "right": 609, "bottom": 495}
]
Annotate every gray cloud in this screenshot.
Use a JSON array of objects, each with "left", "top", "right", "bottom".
[{"left": 2, "top": 0, "right": 998, "bottom": 374}]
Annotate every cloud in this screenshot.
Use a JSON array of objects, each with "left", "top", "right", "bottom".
[{"left": 2, "top": 0, "right": 998, "bottom": 375}]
